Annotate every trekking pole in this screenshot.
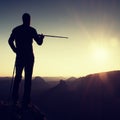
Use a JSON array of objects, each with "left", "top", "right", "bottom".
[
  {"left": 38, "top": 34, "right": 68, "bottom": 39},
  {"left": 8, "top": 59, "right": 16, "bottom": 104}
]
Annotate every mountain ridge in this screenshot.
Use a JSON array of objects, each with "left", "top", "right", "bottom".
[{"left": 0, "top": 70, "right": 120, "bottom": 120}]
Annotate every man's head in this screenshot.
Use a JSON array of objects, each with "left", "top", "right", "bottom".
[{"left": 22, "top": 13, "right": 31, "bottom": 26}]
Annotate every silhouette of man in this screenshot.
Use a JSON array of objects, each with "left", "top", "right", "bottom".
[{"left": 8, "top": 13, "right": 44, "bottom": 106}]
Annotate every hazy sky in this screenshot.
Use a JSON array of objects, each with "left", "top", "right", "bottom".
[{"left": 1, "top": 0, "right": 120, "bottom": 77}]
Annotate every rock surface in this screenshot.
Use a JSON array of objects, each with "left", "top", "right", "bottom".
[{"left": 0, "top": 102, "right": 46, "bottom": 120}]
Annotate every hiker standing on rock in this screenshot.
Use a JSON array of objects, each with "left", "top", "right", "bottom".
[{"left": 8, "top": 13, "right": 44, "bottom": 107}]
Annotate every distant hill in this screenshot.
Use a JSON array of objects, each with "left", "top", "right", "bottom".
[
  {"left": 36, "top": 70, "right": 120, "bottom": 120},
  {"left": 1, "top": 71, "right": 120, "bottom": 120},
  {"left": 42, "top": 76, "right": 67, "bottom": 81}
]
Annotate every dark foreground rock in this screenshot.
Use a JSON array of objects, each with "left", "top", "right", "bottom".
[{"left": 0, "top": 102, "right": 46, "bottom": 120}]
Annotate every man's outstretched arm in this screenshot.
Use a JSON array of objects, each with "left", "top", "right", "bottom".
[{"left": 33, "top": 29, "right": 44, "bottom": 45}]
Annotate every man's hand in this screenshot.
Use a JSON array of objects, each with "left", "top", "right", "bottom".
[
  {"left": 39, "top": 34, "right": 44, "bottom": 39},
  {"left": 13, "top": 48, "right": 17, "bottom": 53}
]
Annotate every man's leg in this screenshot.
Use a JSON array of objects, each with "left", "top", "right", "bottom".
[
  {"left": 23, "top": 58, "right": 34, "bottom": 105},
  {"left": 12, "top": 58, "right": 24, "bottom": 104}
]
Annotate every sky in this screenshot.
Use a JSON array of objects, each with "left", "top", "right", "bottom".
[{"left": 1, "top": 0, "right": 120, "bottom": 77}]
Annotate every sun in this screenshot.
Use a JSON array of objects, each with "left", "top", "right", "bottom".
[{"left": 92, "top": 47, "right": 109, "bottom": 64}]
